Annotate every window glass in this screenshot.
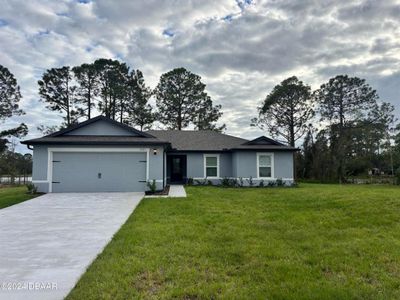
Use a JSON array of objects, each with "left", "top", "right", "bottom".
[
  {"left": 259, "top": 166, "right": 271, "bottom": 177},
  {"left": 259, "top": 154, "right": 272, "bottom": 177},
  {"left": 259, "top": 155, "right": 271, "bottom": 166},
  {"left": 206, "top": 167, "right": 217, "bottom": 177},
  {"left": 205, "top": 156, "right": 218, "bottom": 177},
  {"left": 206, "top": 156, "right": 217, "bottom": 167}
]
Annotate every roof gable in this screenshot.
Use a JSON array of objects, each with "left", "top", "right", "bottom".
[
  {"left": 242, "top": 136, "right": 285, "bottom": 146},
  {"left": 50, "top": 116, "right": 154, "bottom": 138}
]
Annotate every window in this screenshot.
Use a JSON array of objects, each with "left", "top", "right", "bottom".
[
  {"left": 204, "top": 155, "right": 219, "bottom": 178},
  {"left": 258, "top": 153, "right": 273, "bottom": 178}
]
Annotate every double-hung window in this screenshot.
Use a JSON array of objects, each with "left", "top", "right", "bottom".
[
  {"left": 257, "top": 153, "right": 273, "bottom": 178},
  {"left": 204, "top": 155, "right": 219, "bottom": 178}
]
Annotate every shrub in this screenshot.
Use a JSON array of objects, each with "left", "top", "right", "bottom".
[
  {"left": 238, "top": 177, "right": 244, "bottom": 187},
  {"left": 195, "top": 179, "right": 207, "bottom": 186},
  {"left": 187, "top": 177, "right": 194, "bottom": 186},
  {"left": 230, "top": 178, "right": 238, "bottom": 187},
  {"left": 221, "top": 177, "right": 231, "bottom": 187},
  {"left": 290, "top": 181, "right": 298, "bottom": 187},
  {"left": 259, "top": 179, "right": 264, "bottom": 187},
  {"left": 396, "top": 168, "right": 400, "bottom": 185},
  {"left": 26, "top": 183, "right": 37, "bottom": 194},
  {"left": 207, "top": 180, "right": 213, "bottom": 186},
  {"left": 147, "top": 179, "right": 157, "bottom": 193},
  {"left": 247, "top": 176, "right": 254, "bottom": 187},
  {"left": 268, "top": 180, "right": 276, "bottom": 187},
  {"left": 276, "top": 178, "right": 284, "bottom": 186}
]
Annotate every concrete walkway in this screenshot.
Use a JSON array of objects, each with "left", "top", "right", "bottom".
[
  {"left": 0, "top": 192, "right": 143, "bottom": 300},
  {"left": 168, "top": 185, "right": 187, "bottom": 197}
]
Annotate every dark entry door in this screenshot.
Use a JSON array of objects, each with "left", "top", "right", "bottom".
[{"left": 169, "top": 155, "right": 187, "bottom": 183}]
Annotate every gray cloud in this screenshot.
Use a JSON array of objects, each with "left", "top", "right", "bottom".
[{"left": 0, "top": 0, "right": 399, "bottom": 153}]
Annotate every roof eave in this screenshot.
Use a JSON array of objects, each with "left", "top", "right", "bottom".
[
  {"left": 21, "top": 140, "right": 170, "bottom": 147},
  {"left": 230, "top": 147, "right": 299, "bottom": 151}
]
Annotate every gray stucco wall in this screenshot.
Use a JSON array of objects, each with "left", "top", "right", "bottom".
[
  {"left": 183, "top": 152, "right": 232, "bottom": 178},
  {"left": 233, "top": 151, "right": 294, "bottom": 179},
  {"left": 32, "top": 145, "right": 48, "bottom": 181},
  {"left": 31, "top": 145, "right": 165, "bottom": 193},
  {"left": 65, "top": 121, "right": 139, "bottom": 136},
  {"left": 148, "top": 146, "right": 164, "bottom": 189},
  {"left": 176, "top": 151, "right": 293, "bottom": 182}
]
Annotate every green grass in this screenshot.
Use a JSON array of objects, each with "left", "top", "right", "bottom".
[
  {"left": 67, "top": 184, "right": 400, "bottom": 300},
  {"left": 0, "top": 186, "right": 39, "bottom": 209}
]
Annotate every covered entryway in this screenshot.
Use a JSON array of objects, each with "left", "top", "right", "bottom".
[
  {"left": 167, "top": 155, "right": 187, "bottom": 183},
  {"left": 51, "top": 151, "right": 147, "bottom": 192}
]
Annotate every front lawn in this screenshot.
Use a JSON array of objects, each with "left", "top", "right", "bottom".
[
  {"left": 67, "top": 184, "right": 400, "bottom": 299},
  {"left": 0, "top": 186, "right": 39, "bottom": 209}
]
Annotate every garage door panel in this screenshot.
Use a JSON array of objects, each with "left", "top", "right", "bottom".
[{"left": 52, "top": 152, "right": 146, "bottom": 192}]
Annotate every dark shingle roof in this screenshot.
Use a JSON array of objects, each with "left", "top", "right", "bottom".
[
  {"left": 21, "top": 115, "right": 297, "bottom": 151},
  {"left": 146, "top": 130, "right": 247, "bottom": 151},
  {"left": 147, "top": 130, "right": 297, "bottom": 151}
]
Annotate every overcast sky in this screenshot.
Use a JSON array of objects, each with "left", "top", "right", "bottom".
[{"left": 1, "top": 0, "right": 400, "bottom": 152}]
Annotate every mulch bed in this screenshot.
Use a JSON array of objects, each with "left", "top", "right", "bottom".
[{"left": 145, "top": 185, "right": 170, "bottom": 196}]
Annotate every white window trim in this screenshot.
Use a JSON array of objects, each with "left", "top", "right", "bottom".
[
  {"left": 257, "top": 152, "right": 274, "bottom": 179},
  {"left": 203, "top": 154, "right": 220, "bottom": 179},
  {"left": 46, "top": 147, "right": 149, "bottom": 193}
]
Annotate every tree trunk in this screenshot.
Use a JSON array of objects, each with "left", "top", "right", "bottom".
[
  {"left": 120, "top": 104, "right": 123, "bottom": 123},
  {"left": 88, "top": 84, "right": 91, "bottom": 119},
  {"left": 177, "top": 104, "right": 182, "bottom": 130},
  {"left": 338, "top": 97, "right": 345, "bottom": 183},
  {"left": 66, "top": 77, "right": 70, "bottom": 126}
]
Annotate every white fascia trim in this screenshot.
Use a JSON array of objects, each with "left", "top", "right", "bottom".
[
  {"left": 47, "top": 147, "right": 149, "bottom": 153},
  {"left": 256, "top": 152, "right": 275, "bottom": 179},
  {"left": 47, "top": 147, "right": 150, "bottom": 193},
  {"left": 193, "top": 177, "right": 293, "bottom": 181},
  {"left": 203, "top": 154, "right": 220, "bottom": 179}
]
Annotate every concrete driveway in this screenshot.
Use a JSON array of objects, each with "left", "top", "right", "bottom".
[{"left": 0, "top": 192, "right": 143, "bottom": 300}]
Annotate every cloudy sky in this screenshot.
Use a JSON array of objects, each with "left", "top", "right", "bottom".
[{"left": 1, "top": 0, "right": 400, "bottom": 152}]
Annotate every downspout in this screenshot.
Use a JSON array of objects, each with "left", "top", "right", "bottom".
[{"left": 163, "top": 148, "right": 166, "bottom": 188}]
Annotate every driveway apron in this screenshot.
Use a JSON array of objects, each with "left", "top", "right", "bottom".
[{"left": 0, "top": 192, "right": 143, "bottom": 300}]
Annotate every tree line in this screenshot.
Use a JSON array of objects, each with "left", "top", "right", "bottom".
[
  {"left": 37, "top": 60, "right": 224, "bottom": 132},
  {"left": 1, "top": 61, "right": 399, "bottom": 183},
  {"left": 252, "top": 75, "right": 398, "bottom": 183}
]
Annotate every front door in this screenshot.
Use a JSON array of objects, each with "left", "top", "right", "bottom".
[{"left": 168, "top": 155, "right": 187, "bottom": 183}]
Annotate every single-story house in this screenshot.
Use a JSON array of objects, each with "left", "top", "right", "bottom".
[{"left": 21, "top": 116, "right": 298, "bottom": 193}]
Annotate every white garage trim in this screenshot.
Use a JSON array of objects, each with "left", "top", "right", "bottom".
[{"left": 47, "top": 147, "right": 150, "bottom": 193}]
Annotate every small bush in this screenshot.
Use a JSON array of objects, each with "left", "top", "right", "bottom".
[
  {"left": 238, "top": 177, "right": 244, "bottom": 187},
  {"left": 187, "top": 177, "right": 194, "bottom": 186},
  {"left": 147, "top": 180, "right": 157, "bottom": 193},
  {"left": 195, "top": 179, "right": 207, "bottom": 186},
  {"left": 276, "top": 178, "right": 284, "bottom": 186},
  {"left": 221, "top": 177, "right": 231, "bottom": 187},
  {"left": 230, "top": 178, "right": 238, "bottom": 187},
  {"left": 247, "top": 176, "right": 254, "bottom": 187},
  {"left": 259, "top": 180, "right": 264, "bottom": 187},
  {"left": 207, "top": 180, "right": 213, "bottom": 186},
  {"left": 26, "top": 183, "right": 37, "bottom": 194},
  {"left": 396, "top": 168, "right": 400, "bottom": 185},
  {"left": 268, "top": 180, "right": 276, "bottom": 187}
]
